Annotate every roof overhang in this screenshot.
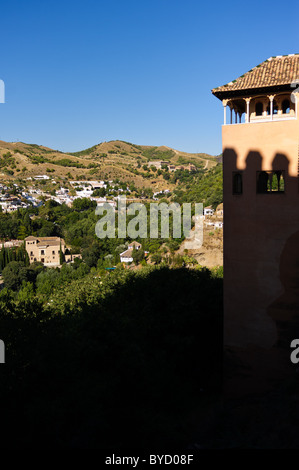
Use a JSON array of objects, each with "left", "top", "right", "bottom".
[{"left": 212, "top": 84, "right": 294, "bottom": 101}]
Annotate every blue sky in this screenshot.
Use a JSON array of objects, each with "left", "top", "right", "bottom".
[{"left": 0, "top": 0, "right": 298, "bottom": 155}]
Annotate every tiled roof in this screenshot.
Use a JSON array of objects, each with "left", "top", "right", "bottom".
[
  {"left": 25, "top": 236, "right": 65, "bottom": 246},
  {"left": 128, "top": 241, "right": 142, "bottom": 248},
  {"left": 37, "top": 241, "right": 62, "bottom": 247},
  {"left": 120, "top": 249, "right": 133, "bottom": 258},
  {"left": 37, "top": 237, "right": 62, "bottom": 241},
  {"left": 212, "top": 54, "right": 299, "bottom": 97}
]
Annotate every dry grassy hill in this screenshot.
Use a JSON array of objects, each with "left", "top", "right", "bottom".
[{"left": 0, "top": 139, "right": 219, "bottom": 191}]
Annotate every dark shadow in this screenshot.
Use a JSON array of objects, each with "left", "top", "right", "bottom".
[
  {"left": 0, "top": 267, "right": 223, "bottom": 449},
  {"left": 272, "top": 153, "right": 289, "bottom": 172},
  {"left": 245, "top": 150, "right": 263, "bottom": 173},
  {"left": 222, "top": 146, "right": 299, "bottom": 390},
  {"left": 232, "top": 172, "right": 243, "bottom": 194},
  {"left": 257, "top": 171, "right": 269, "bottom": 193},
  {"left": 245, "top": 151, "right": 262, "bottom": 193},
  {"left": 268, "top": 230, "right": 299, "bottom": 349}
]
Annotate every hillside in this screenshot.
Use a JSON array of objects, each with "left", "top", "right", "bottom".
[{"left": 0, "top": 139, "right": 218, "bottom": 192}]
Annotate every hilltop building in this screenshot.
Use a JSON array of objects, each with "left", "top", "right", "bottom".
[
  {"left": 148, "top": 161, "right": 170, "bottom": 170},
  {"left": 212, "top": 54, "right": 299, "bottom": 386}
]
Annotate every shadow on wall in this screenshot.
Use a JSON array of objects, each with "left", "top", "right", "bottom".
[
  {"left": 268, "top": 230, "right": 299, "bottom": 349},
  {"left": 223, "top": 147, "right": 299, "bottom": 352},
  {"left": 225, "top": 149, "right": 291, "bottom": 196}
]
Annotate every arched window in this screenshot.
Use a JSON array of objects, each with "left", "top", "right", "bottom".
[
  {"left": 233, "top": 172, "right": 243, "bottom": 195},
  {"left": 282, "top": 99, "right": 290, "bottom": 114},
  {"left": 257, "top": 170, "right": 285, "bottom": 193},
  {"left": 267, "top": 175, "right": 272, "bottom": 192},
  {"left": 272, "top": 172, "right": 279, "bottom": 191},
  {"left": 273, "top": 171, "right": 285, "bottom": 191},
  {"left": 279, "top": 173, "right": 285, "bottom": 192},
  {"left": 255, "top": 102, "right": 263, "bottom": 116}
]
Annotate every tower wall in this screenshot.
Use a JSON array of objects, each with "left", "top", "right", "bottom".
[{"left": 223, "top": 118, "right": 299, "bottom": 372}]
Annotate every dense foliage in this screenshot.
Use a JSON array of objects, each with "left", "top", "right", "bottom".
[
  {"left": 0, "top": 197, "right": 191, "bottom": 271},
  {"left": 173, "top": 164, "right": 223, "bottom": 208},
  {"left": 0, "top": 265, "right": 223, "bottom": 449},
  {"left": 0, "top": 165, "right": 224, "bottom": 448}
]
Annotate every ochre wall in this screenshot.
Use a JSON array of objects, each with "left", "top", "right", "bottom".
[{"left": 222, "top": 118, "right": 299, "bottom": 363}]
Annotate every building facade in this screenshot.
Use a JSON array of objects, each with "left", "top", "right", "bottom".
[
  {"left": 25, "top": 236, "right": 66, "bottom": 266},
  {"left": 212, "top": 54, "right": 299, "bottom": 384}
]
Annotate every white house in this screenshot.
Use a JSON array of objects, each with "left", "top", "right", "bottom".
[
  {"left": 120, "top": 249, "right": 134, "bottom": 263},
  {"left": 214, "top": 222, "right": 223, "bottom": 229},
  {"left": 119, "top": 241, "right": 142, "bottom": 263},
  {"left": 204, "top": 207, "right": 214, "bottom": 217},
  {"left": 34, "top": 175, "right": 50, "bottom": 180}
]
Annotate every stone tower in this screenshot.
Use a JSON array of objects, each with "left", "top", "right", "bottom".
[{"left": 212, "top": 54, "right": 299, "bottom": 388}]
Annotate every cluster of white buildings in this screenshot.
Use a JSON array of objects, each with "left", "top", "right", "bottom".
[
  {"left": 70, "top": 180, "right": 106, "bottom": 190},
  {"left": 52, "top": 181, "right": 117, "bottom": 208},
  {"left": 0, "top": 183, "right": 34, "bottom": 213},
  {"left": 203, "top": 204, "right": 223, "bottom": 230},
  {"left": 153, "top": 189, "right": 170, "bottom": 200},
  {"left": 51, "top": 180, "right": 136, "bottom": 208},
  {"left": 0, "top": 198, "right": 28, "bottom": 213}
]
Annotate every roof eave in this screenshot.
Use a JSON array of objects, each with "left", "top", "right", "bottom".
[{"left": 211, "top": 83, "right": 293, "bottom": 101}]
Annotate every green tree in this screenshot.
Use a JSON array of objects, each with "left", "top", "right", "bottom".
[
  {"left": 18, "top": 225, "right": 27, "bottom": 240},
  {"left": 2, "top": 261, "right": 28, "bottom": 290},
  {"left": 59, "top": 240, "right": 65, "bottom": 265},
  {"left": 132, "top": 248, "right": 144, "bottom": 265},
  {"left": 150, "top": 252, "right": 162, "bottom": 265},
  {"left": 92, "top": 188, "right": 106, "bottom": 197}
]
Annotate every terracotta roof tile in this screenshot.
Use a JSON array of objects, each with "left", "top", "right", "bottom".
[
  {"left": 120, "top": 249, "right": 133, "bottom": 258},
  {"left": 25, "top": 236, "right": 65, "bottom": 246},
  {"left": 128, "top": 241, "right": 142, "bottom": 248},
  {"left": 212, "top": 54, "right": 299, "bottom": 96}
]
